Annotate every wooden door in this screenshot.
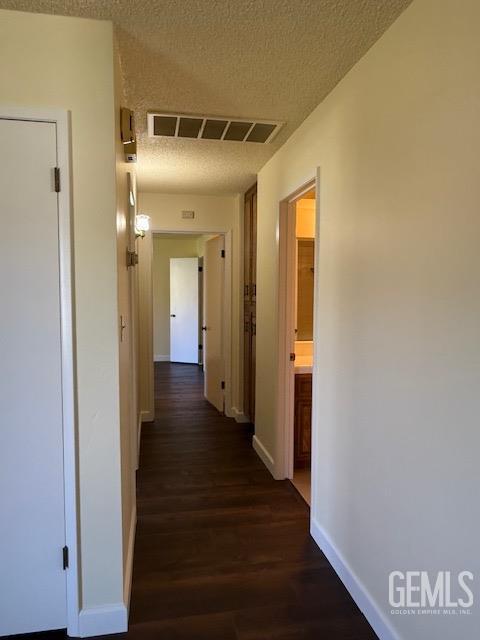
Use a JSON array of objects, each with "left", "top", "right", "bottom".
[
  {"left": 0, "top": 117, "right": 67, "bottom": 635},
  {"left": 243, "top": 184, "right": 257, "bottom": 422}
]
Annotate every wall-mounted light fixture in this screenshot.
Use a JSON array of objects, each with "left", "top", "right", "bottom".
[{"left": 135, "top": 213, "right": 150, "bottom": 238}]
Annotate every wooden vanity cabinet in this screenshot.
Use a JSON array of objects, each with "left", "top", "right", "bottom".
[{"left": 294, "top": 373, "right": 312, "bottom": 468}]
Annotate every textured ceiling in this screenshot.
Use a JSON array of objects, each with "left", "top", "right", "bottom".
[{"left": 1, "top": 0, "right": 412, "bottom": 194}]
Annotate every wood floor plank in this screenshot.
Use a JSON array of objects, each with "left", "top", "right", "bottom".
[
  {"left": 129, "top": 363, "right": 378, "bottom": 639},
  {"left": 25, "top": 362, "right": 376, "bottom": 640}
]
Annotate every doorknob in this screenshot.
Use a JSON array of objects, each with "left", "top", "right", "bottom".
[{"left": 170, "top": 314, "right": 176, "bottom": 317}]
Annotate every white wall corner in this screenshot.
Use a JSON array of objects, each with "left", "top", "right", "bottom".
[
  {"left": 252, "top": 434, "right": 276, "bottom": 477},
  {"left": 77, "top": 603, "right": 128, "bottom": 637},
  {"left": 232, "top": 407, "right": 250, "bottom": 423},
  {"left": 310, "top": 517, "right": 399, "bottom": 640},
  {"left": 140, "top": 409, "right": 154, "bottom": 423},
  {"left": 154, "top": 354, "right": 169, "bottom": 362},
  {"left": 123, "top": 504, "right": 137, "bottom": 611}
]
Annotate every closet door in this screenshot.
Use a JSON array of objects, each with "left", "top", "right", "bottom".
[
  {"left": 0, "top": 117, "right": 67, "bottom": 635},
  {"left": 204, "top": 235, "right": 225, "bottom": 412}
]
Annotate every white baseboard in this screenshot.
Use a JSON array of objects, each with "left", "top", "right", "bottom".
[
  {"left": 77, "top": 603, "right": 128, "bottom": 637},
  {"left": 136, "top": 413, "right": 142, "bottom": 468},
  {"left": 310, "top": 517, "right": 399, "bottom": 640},
  {"left": 154, "top": 354, "right": 169, "bottom": 362},
  {"left": 141, "top": 409, "right": 154, "bottom": 422},
  {"left": 123, "top": 504, "right": 137, "bottom": 611},
  {"left": 231, "top": 407, "right": 250, "bottom": 423},
  {"left": 252, "top": 435, "right": 275, "bottom": 476}
]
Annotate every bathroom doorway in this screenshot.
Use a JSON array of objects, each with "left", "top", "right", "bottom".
[{"left": 277, "top": 179, "right": 317, "bottom": 505}]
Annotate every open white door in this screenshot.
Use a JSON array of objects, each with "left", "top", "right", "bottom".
[
  {"left": 0, "top": 118, "right": 67, "bottom": 634},
  {"left": 170, "top": 257, "right": 199, "bottom": 363},
  {"left": 203, "top": 235, "right": 225, "bottom": 412}
]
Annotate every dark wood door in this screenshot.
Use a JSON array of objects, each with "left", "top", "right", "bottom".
[{"left": 243, "top": 183, "right": 257, "bottom": 423}]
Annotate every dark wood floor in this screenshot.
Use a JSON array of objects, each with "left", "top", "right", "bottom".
[
  {"left": 17, "top": 363, "right": 376, "bottom": 640},
  {"left": 125, "top": 362, "right": 377, "bottom": 640}
]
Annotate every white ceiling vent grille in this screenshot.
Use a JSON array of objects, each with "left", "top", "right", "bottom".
[{"left": 147, "top": 113, "right": 284, "bottom": 144}]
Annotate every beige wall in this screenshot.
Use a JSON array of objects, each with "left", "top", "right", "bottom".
[
  {"left": 0, "top": 7, "right": 124, "bottom": 618},
  {"left": 114, "top": 45, "right": 137, "bottom": 604},
  {"left": 296, "top": 199, "right": 315, "bottom": 238},
  {"left": 138, "top": 192, "right": 244, "bottom": 419},
  {"left": 196, "top": 234, "right": 217, "bottom": 257},
  {"left": 256, "top": 0, "right": 480, "bottom": 638},
  {"left": 153, "top": 235, "right": 200, "bottom": 360}
]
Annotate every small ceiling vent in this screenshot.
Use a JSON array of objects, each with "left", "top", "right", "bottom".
[{"left": 147, "top": 112, "right": 284, "bottom": 144}]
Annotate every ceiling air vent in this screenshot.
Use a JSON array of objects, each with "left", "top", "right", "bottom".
[{"left": 147, "top": 113, "right": 283, "bottom": 144}]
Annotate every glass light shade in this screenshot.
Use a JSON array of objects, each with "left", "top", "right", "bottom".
[{"left": 135, "top": 213, "right": 150, "bottom": 233}]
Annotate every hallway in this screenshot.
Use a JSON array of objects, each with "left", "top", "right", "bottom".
[{"left": 128, "top": 363, "right": 377, "bottom": 639}]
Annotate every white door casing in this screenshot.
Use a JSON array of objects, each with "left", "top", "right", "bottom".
[
  {"left": 169, "top": 257, "right": 199, "bottom": 363},
  {"left": 203, "top": 235, "right": 225, "bottom": 412},
  {"left": 0, "top": 116, "right": 72, "bottom": 635}
]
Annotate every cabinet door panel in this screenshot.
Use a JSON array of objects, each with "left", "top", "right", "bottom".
[{"left": 294, "top": 374, "right": 312, "bottom": 468}]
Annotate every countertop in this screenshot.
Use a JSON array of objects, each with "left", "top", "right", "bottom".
[{"left": 294, "top": 355, "right": 313, "bottom": 374}]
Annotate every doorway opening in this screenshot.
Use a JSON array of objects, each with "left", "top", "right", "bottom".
[
  {"left": 277, "top": 178, "right": 317, "bottom": 505},
  {"left": 152, "top": 231, "right": 229, "bottom": 413}
]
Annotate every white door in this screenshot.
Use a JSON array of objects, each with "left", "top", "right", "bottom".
[
  {"left": 0, "top": 118, "right": 67, "bottom": 634},
  {"left": 203, "top": 235, "right": 225, "bottom": 412},
  {"left": 170, "top": 257, "right": 199, "bottom": 363}
]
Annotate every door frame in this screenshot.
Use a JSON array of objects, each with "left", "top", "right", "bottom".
[
  {"left": 151, "top": 229, "right": 232, "bottom": 415},
  {"left": 277, "top": 174, "right": 319, "bottom": 482},
  {"left": 0, "top": 107, "right": 80, "bottom": 635}
]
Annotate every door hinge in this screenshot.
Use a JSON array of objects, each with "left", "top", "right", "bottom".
[
  {"left": 221, "top": 380, "right": 225, "bottom": 390},
  {"left": 290, "top": 352, "right": 296, "bottom": 362},
  {"left": 198, "top": 344, "right": 203, "bottom": 350},
  {"left": 54, "top": 167, "right": 61, "bottom": 193},
  {"left": 126, "top": 249, "right": 138, "bottom": 268},
  {"left": 221, "top": 249, "right": 225, "bottom": 258},
  {"left": 62, "top": 546, "right": 69, "bottom": 570},
  {"left": 198, "top": 266, "right": 203, "bottom": 272}
]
